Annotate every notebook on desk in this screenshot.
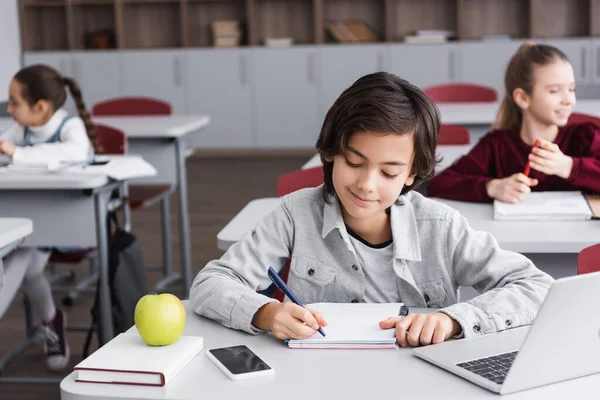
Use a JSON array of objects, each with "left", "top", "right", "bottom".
[
  {"left": 287, "top": 303, "right": 404, "bottom": 349},
  {"left": 74, "top": 332, "right": 204, "bottom": 387},
  {"left": 493, "top": 191, "right": 600, "bottom": 221}
]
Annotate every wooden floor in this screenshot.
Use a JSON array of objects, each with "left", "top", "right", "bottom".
[{"left": 0, "top": 155, "right": 306, "bottom": 399}]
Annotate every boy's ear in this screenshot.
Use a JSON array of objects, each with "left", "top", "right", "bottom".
[
  {"left": 323, "top": 155, "right": 334, "bottom": 163},
  {"left": 512, "top": 88, "right": 529, "bottom": 110},
  {"left": 405, "top": 173, "right": 416, "bottom": 187}
]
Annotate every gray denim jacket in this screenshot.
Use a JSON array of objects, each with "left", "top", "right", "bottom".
[{"left": 190, "top": 186, "right": 553, "bottom": 338}]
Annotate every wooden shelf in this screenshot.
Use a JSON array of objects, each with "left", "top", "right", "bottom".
[
  {"left": 531, "top": 0, "right": 590, "bottom": 38},
  {"left": 18, "top": 0, "right": 600, "bottom": 50},
  {"left": 458, "top": 0, "right": 529, "bottom": 40},
  {"left": 187, "top": 0, "right": 248, "bottom": 47},
  {"left": 122, "top": 2, "right": 182, "bottom": 48}
]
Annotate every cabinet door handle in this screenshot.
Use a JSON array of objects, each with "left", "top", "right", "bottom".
[
  {"left": 597, "top": 46, "right": 600, "bottom": 80},
  {"left": 449, "top": 49, "right": 455, "bottom": 81},
  {"left": 307, "top": 52, "right": 315, "bottom": 84},
  {"left": 173, "top": 56, "right": 181, "bottom": 86},
  {"left": 581, "top": 46, "right": 587, "bottom": 79},
  {"left": 239, "top": 54, "right": 247, "bottom": 85},
  {"left": 377, "top": 50, "right": 384, "bottom": 71}
]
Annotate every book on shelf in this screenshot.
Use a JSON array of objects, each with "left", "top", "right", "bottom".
[{"left": 326, "top": 20, "right": 378, "bottom": 43}]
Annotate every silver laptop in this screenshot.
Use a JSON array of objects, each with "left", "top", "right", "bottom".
[{"left": 413, "top": 272, "right": 600, "bottom": 395}]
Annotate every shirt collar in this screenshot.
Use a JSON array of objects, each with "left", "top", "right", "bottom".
[
  {"left": 28, "top": 108, "right": 68, "bottom": 134},
  {"left": 321, "top": 193, "right": 422, "bottom": 262}
]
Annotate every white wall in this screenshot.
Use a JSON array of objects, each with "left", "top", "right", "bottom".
[{"left": 0, "top": 0, "right": 21, "bottom": 102}]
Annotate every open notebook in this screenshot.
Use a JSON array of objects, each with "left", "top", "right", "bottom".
[
  {"left": 288, "top": 303, "right": 404, "bottom": 349},
  {"left": 494, "top": 191, "right": 600, "bottom": 221}
]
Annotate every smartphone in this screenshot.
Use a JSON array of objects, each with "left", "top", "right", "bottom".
[{"left": 206, "top": 345, "right": 274, "bottom": 380}]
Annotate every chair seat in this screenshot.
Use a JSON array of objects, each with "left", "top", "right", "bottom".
[
  {"left": 129, "top": 184, "right": 173, "bottom": 209},
  {"left": 49, "top": 248, "right": 96, "bottom": 264}
]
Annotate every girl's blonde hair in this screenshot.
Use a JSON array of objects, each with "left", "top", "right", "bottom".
[{"left": 494, "top": 43, "right": 569, "bottom": 131}]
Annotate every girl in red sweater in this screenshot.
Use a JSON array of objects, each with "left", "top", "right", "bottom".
[{"left": 428, "top": 43, "right": 600, "bottom": 203}]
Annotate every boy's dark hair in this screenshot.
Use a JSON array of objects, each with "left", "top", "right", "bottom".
[{"left": 316, "top": 71, "right": 440, "bottom": 202}]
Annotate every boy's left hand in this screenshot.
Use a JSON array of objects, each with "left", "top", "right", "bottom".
[
  {"left": 379, "top": 312, "right": 461, "bottom": 347},
  {"left": 528, "top": 139, "right": 573, "bottom": 179},
  {"left": 0, "top": 140, "right": 16, "bottom": 156}
]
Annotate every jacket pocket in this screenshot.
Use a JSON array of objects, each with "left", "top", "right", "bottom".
[
  {"left": 418, "top": 279, "right": 447, "bottom": 307},
  {"left": 288, "top": 255, "right": 336, "bottom": 304}
]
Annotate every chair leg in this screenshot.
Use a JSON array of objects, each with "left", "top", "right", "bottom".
[
  {"left": 62, "top": 258, "right": 99, "bottom": 306},
  {"left": 153, "top": 195, "right": 181, "bottom": 292},
  {"left": 48, "top": 263, "right": 75, "bottom": 287}
]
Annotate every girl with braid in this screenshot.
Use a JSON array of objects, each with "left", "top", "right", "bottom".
[{"left": 0, "top": 64, "right": 101, "bottom": 371}]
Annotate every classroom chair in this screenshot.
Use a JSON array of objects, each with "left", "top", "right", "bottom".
[
  {"left": 271, "top": 167, "right": 325, "bottom": 301},
  {"left": 568, "top": 112, "right": 600, "bottom": 128},
  {"left": 578, "top": 243, "right": 600, "bottom": 275},
  {"left": 423, "top": 83, "right": 498, "bottom": 103},
  {"left": 94, "top": 122, "right": 176, "bottom": 292},
  {"left": 92, "top": 96, "right": 171, "bottom": 116},
  {"left": 438, "top": 124, "right": 470, "bottom": 145},
  {"left": 276, "top": 166, "right": 324, "bottom": 197}
]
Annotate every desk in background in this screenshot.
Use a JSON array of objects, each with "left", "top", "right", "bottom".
[
  {"left": 59, "top": 302, "right": 600, "bottom": 400},
  {"left": 0, "top": 115, "right": 210, "bottom": 298},
  {"left": 0, "top": 218, "right": 33, "bottom": 288}
]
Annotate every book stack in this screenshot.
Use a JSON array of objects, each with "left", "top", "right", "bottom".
[
  {"left": 288, "top": 303, "right": 403, "bottom": 349},
  {"left": 212, "top": 20, "right": 242, "bottom": 48},
  {"left": 404, "top": 30, "right": 455, "bottom": 44},
  {"left": 326, "top": 20, "right": 378, "bottom": 43}
]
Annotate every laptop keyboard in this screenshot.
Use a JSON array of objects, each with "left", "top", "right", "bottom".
[{"left": 456, "top": 350, "right": 519, "bottom": 385}]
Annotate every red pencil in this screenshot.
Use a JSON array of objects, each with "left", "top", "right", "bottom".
[{"left": 524, "top": 139, "right": 541, "bottom": 177}]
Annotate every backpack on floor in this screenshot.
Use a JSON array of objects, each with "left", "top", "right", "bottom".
[{"left": 83, "top": 212, "right": 148, "bottom": 358}]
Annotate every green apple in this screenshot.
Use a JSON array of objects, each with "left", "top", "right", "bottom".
[{"left": 134, "top": 293, "right": 186, "bottom": 346}]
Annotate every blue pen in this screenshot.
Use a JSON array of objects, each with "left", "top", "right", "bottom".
[{"left": 267, "top": 266, "right": 326, "bottom": 337}]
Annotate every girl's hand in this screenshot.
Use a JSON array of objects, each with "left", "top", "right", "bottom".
[
  {"left": 486, "top": 173, "right": 538, "bottom": 204},
  {"left": 0, "top": 140, "right": 16, "bottom": 156},
  {"left": 379, "top": 312, "right": 462, "bottom": 347},
  {"left": 528, "top": 139, "right": 573, "bottom": 179},
  {"left": 252, "top": 302, "right": 328, "bottom": 340}
]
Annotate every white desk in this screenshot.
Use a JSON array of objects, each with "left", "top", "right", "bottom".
[
  {"left": 92, "top": 115, "right": 211, "bottom": 298},
  {"left": 0, "top": 218, "right": 33, "bottom": 288},
  {"left": 59, "top": 303, "right": 600, "bottom": 400},
  {"left": 0, "top": 161, "right": 155, "bottom": 345},
  {"left": 302, "top": 144, "right": 473, "bottom": 171}
]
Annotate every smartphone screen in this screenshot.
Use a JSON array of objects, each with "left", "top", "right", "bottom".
[{"left": 208, "top": 345, "right": 272, "bottom": 375}]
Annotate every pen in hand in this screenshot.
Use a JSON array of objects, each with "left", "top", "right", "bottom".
[
  {"left": 267, "top": 266, "right": 326, "bottom": 337},
  {"left": 524, "top": 138, "right": 541, "bottom": 177}
]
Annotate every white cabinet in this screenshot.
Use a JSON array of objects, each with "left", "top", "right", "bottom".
[
  {"left": 119, "top": 50, "right": 189, "bottom": 113},
  {"left": 253, "top": 47, "right": 320, "bottom": 148},
  {"left": 68, "top": 52, "right": 120, "bottom": 112},
  {"left": 543, "top": 38, "right": 593, "bottom": 84},
  {"left": 186, "top": 49, "right": 253, "bottom": 149},
  {"left": 390, "top": 44, "right": 461, "bottom": 89},
  {"left": 590, "top": 39, "right": 600, "bottom": 84},
  {"left": 319, "top": 44, "right": 390, "bottom": 120},
  {"left": 459, "top": 40, "right": 526, "bottom": 98}
]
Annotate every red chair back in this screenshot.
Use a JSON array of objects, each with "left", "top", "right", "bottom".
[
  {"left": 95, "top": 124, "right": 127, "bottom": 155},
  {"left": 568, "top": 112, "right": 600, "bottom": 128},
  {"left": 578, "top": 244, "right": 600, "bottom": 275},
  {"left": 92, "top": 97, "right": 172, "bottom": 116},
  {"left": 438, "top": 124, "right": 470, "bottom": 145},
  {"left": 276, "top": 166, "right": 324, "bottom": 197},
  {"left": 273, "top": 166, "right": 324, "bottom": 301},
  {"left": 424, "top": 83, "right": 497, "bottom": 103}
]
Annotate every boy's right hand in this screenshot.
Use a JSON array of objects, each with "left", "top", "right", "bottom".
[
  {"left": 486, "top": 173, "right": 538, "bottom": 204},
  {"left": 252, "top": 302, "right": 327, "bottom": 340}
]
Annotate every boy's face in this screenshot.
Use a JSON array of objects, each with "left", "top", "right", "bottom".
[
  {"left": 327, "top": 131, "right": 416, "bottom": 228},
  {"left": 519, "top": 59, "right": 576, "bottom": 127}
]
